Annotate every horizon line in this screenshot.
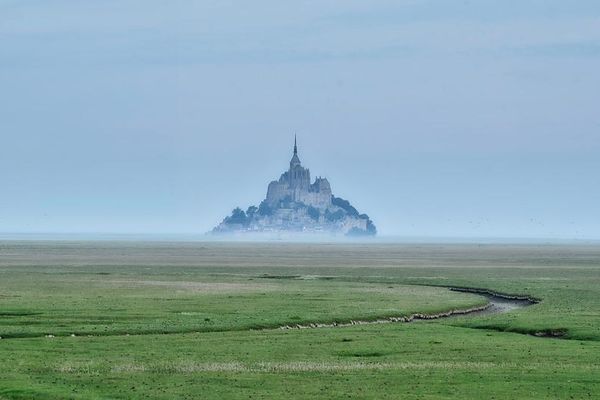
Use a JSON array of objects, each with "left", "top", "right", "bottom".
[{"left": 0, "top": 232, "right": 598, "bottom": 244}]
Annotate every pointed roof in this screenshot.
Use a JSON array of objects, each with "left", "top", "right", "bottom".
[
  {"left": 290, "top": 134, "right": 301, "bottom": 167},
  {"left": 294, "top": 134, "right": 297, "bottom": 155}
]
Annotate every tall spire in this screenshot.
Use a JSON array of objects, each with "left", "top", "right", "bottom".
[
  {"left": 294, "top": 134, "right": 297, "bottom": 155},
  {"left": 290, "top": 134, "right": 301, "bottom": 168}
]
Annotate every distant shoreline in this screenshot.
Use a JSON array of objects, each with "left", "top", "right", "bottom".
[{"left": 0, "top": 232, "right": 598, "bottom": 244}]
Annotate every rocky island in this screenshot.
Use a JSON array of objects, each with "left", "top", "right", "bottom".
[{"left": 212, "top": 137, "right": 376, "bottom": 236}]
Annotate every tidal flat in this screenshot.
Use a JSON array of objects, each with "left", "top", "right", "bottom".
[{"left": 1, "top": 241, "right": 599, "bottom": 399}]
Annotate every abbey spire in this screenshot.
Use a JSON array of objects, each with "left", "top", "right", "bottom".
[
  {"left": 290, "top": 134, "right": 302, "bottom": 168},
  {"left": 294, "top": 134, "right": 298, "bottom": 155}
]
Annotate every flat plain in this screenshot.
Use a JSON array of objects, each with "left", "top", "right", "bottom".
[{"left": 1, "top": 241, "right": 599, "bottom": 399}]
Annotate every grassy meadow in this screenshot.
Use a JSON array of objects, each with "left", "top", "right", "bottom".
[{"left": 1, "top": 241, "right": 599, "bottom": 399}]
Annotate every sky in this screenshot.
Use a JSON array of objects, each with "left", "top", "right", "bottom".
[{"left": 1, "top": 0, "right": 599, "bottom": 239}]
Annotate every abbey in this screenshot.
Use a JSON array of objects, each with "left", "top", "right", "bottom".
[
  {"left": 213, "top": 137, "right": 376, "bottom": 236},
  {"left": 266, "top": 137, "right": 332, "bottom": 210}
]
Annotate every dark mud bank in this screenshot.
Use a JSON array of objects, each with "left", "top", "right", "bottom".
[{"left": 449, "top": 286, "right": 540, "bottom": 304}]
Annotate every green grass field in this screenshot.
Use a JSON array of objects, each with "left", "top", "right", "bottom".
[{"left": 1, "top": 241, "right": 599, "bottom": 399}]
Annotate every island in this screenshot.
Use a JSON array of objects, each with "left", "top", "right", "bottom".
[{"left": 212, "top": 137, "right": 376, "bottom": 236}]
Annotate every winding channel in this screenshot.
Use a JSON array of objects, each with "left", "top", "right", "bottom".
[
  {"left": 0, "top": 286, "right": 539, "bottom": 340},
  {"left": 278, "top": 287, "right": 538, "bottom": 330},
  {"left": 448, "top": 287, "right": 538, "bottom": 317}
]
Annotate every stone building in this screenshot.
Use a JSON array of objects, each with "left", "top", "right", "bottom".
[{"left": 266, "top": 136, "right": 332, "bottom": 209}]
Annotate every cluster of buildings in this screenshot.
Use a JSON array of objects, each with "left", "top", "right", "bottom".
[{"left": 213, "top": 137, "right": 375, "bottom": 236}]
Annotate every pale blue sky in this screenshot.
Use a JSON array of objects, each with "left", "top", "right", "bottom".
[{"left": 1, "top": 1, "right": 599, "bottom": 238}]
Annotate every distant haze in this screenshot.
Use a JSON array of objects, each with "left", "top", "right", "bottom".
[{"left": 1, "top": 1, "right": 599, "bottom": 239}]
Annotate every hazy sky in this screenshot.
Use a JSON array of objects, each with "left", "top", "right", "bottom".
[{"left": 1, "top": 0, "right": 599, "bottom": 239}]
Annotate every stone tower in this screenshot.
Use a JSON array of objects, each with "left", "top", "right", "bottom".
[{"left": 265, "top": 136, "right": 331, "bottom": 209}]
